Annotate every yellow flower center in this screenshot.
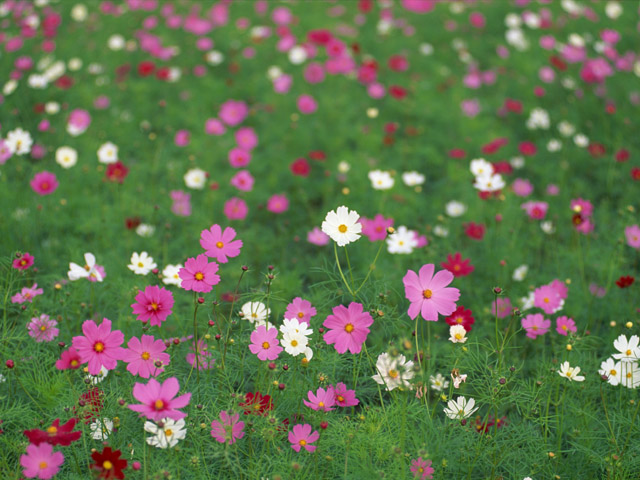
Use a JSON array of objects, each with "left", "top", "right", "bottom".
[
  {"left": 423, "top": 289, "right": 432, "bottom": 299},
  {"left": 455, "top": 333, "right": 463, "bottom": 340},
  {"left": 337, "top": 395, "right": 345, "bottom": 402},
  {"left": 318, "top": 402, "right": 324, "bottom": 407},
  {"left": 150, "top": 302, "right": 159, "bottom": 311},
  {"left": 345, "top": 323, "right": 354, "bottom": 333},
  {"left": 39, "top": 461, "right": 48, "bottom": 469},
  {"left": 562, "top": 325, "right": 567, "bottom": 331},
  {"left": 141, "top": 352, "right": 150, "bottom": 360},
  {"left": 47, "top": 426, "right": 58, "bottom": 435},
  {"left": 626, "top": 349, "right": 632, "bottom": 356},
  {"left": 297, "top": 312, "right": 304, "bottom": 318},
  {"left": 103, "top": 460, "right": 113, "bottom": 470},
  {"left": 338, "top": 224, "right": 348, "bottom": 233},
  {"left": 154, "top": 399, "right": 165, "bottom": 410},
  {"left": 456, "top": 317, "right": 463, "bottom": 324},
  {"left": 165, "top": 429, "right": 173, "bottom": 436},
  {"left": 532, "top": 326, "right": 538, "bottom": 331},
  {"left": 627, "top": 372, "right": 633, "bottom": 378},
  {"left": 195, "top": 272, "right": 204, "bottom": 280},
  {"left": 543, "top": 297, "right": 550, "bottom": 303},
  {"left": 40, "top": 325, "right": 47, "bottom": 331},
  {"left": 566, "top": 371, "right": 572, "bottom": 377},
  {"left": 388, "top": 369, "right": 399, "bottom": 379},
  {"left": 138, "top": 262, "right": 144, "bottom": 268},
  {"left": 299, "top": 439, "right": 307, "bottom": 446},
  {"left": 71, "top": 359, "right": 78, "bottom": 367},
  {"left": 216, "top": 241, "right": 224, "bottom": 248},
  {"left": 291, "top": 340, "right": 298, "bottom": 347},
  {"left": 610, "top": 369, "right": 617, "bottom": 376},
  {"left": 262, "top": 341, "right": 270, "bottom": 349},
  {"left": 94, "top": 342, "right": 105, "bottom": 352}
]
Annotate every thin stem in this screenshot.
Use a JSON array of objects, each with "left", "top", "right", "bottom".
[
  {"left": 343, "top": 246, "right": 355, "bottom": 289},
  {"left": 222, "top": 268, "right": 247, "bottom": 369},
  {"left": 354, "top": 240, "right": 386, "bottom": 295},
  {"left": 333, "top": 243, "right": 355, "bottom": 297}
]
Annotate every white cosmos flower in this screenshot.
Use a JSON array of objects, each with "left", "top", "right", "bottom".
[
  {"left": 401, "top": 171, "right": 425, "bottom": 187},
  {"left": 144, "top": 418, "right": 187, "bottom": 449},
  {"left": 541, "top": 221, "right": 555, "bottom": 234},
  {"left": 557, "top": 361, "right": 585, "bottom": 382},
  {"left": 512, "top": 265, "right": 528, "bottom": 282},
  {"left": 526, "top": 108, "right": 550, "bottom": 130},
  {"left": 433, "top": 225, "right": 449, "bottom": 238},
  {"left": 162, "top": 264, "right": 183, "bottom": 286},
  {"left": 605, "top": 1, "right": 622, "bottom": 19},
  {"left": 386, "top": 226, "right": 418, "bottom": 254},
  {"left": 321, "top": 206, "right": 362, "bottom": 247},
  {"left": 520, "top": 291, "right": 535, "bottom": 311},
  {"left": 97, "top": 142, "right": 118, "bottom": 164},
  {"left": 510, "top": 156, "right": 525, "bottom": 169},
  {"left": 619, "top": 361, "right": 640, "bottom": 389},
  {"left": 108, "top": 34, "right": 125, "bottom": 51},
  {"left": 547, "top": 139, "right": 562, "bottom": 152},
  {"left": 280, "top": 318, "right": 313, "bottom": 338},
  {"left": 184, "top": 168, "right": 207, "bottom": 189},
  {"left": 449, "top": 325, "right": 467, "bottom": 343},
  {"left": 599, "top": 358, "right": 622, "bottom": 386},
  {"left": 5, "top": 128, "right": 33, "bottom": 155},
  {"left": 445, "top": 200, "right": 467, "bottom": 217},
  {"left": 372, "top": 352, "right": 414, "bottom": 391},
  {"left": 613, "top": 335, "right": 640, "bottom": 363},
  {"left": 55, "top": 146, "right": 78, "bottom": 169},
  {"left": 128, "top": 251, "right": 157, "bottom": 275},
  {"left": 3, "top": 80, "right": 18, "bottom": 96},
  {"left": 557, "top": 121, "right": 575, "bottom": 137},
  {"left": 368, "top": 170, "right": 394, "bottom": 190},
  {"left": 573, "top": 133, "right": 589, "bottom": 147},
  {"left": 288, "top": 45, "right": 307, "bottom": 65},
  {"left": 28, "top": 74, "right": 48, "bottom": 89},
  {"left": 68, "top": 252, "right": 103, "bottom": 282},
  {"left": 205, "top": 50, "right": 224, "bottom": 66},
  {"left": 135, "top": 224, "right": 155, "bottom": 238},
  {"left": 241, "top": 302, "right": 270, "bottom": 324},
  {"left": 71, "top": 4, "right": 88, "bottom": 21},
  {"left": 84, "top": 365, "right": 108, "bottom": 385},
  {"left": 443, "top": 396, "right": 478, "bottom": 420},
  {"left": 474, "top": 173, "right": 505, "bottom": 192},
  {"left": 89, "top": 418, "right": 113, "bottom": 440},
  {"left": 282, "top": 331, "right": 308, "bottom": 357},
  {"left": 470, "top": 158, "right": 492, "bottom": 177},
  {"left": 45, "top": 102, "right": 60, "bottom": 114},
  {"left": 429, "top": 373, "right": 449, "bottom": 392}
]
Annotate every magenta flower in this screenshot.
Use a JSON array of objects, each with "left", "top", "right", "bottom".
[
  {"left": 235, "top": 127, "right": 258, "bottom": 150},
  {"left": 131, "top": 285, "right": 174, "bottom": 327},
  {"left": 228, "top": 147, "right": 251, "bottom": 168},
  {"left": 411, "top": 457, "right": 434, "bottom": 479},
  {"left": 28, "top": 314, "right": 59, "bottom": 343},
  {"left": 556, "top": 316, "right": 577, "bottom": 336},
  {"left": 11, "top": 283, "right": 43, "bottom": 304},
  {"left": 200, "top": 224, "right": 243, "bottom": 264},
  {"left": 284, "top": 297, "right": 317, "bottom": 325},
  {"left": 266, "top": 194, "right": 289, "bottom": 214},
  {"left": 307, "top": 227, "right": 329, "bottom": 246},
  {"left": 512, "top": 178, "right": 533, "bottom": 197},
  {"left": 403, "top": 264, "right": 460, "bottom": 321},
  {"left": 521, "top": 313, "right": 551, "bottom": 339},
  {"left": 170, "top": 190, "right": 192, "bottom": 217},
  {"left": 230, "top": 170, "right": 254, "bottom": 192},
  {"left": 121, "top": 335, "right": 170, "bottom": 378},
  {"left": 55, "top": 348, "right": 82, "bottom": 370},
  {"left": 30, "top": 171, "right": 59, "bottom": 195},
  {"left": 13, "top": 252, "right": 34, "bottom": 270},
  {"left": 179, "top": 254, "right": 220, "bottom": 293},
  {"left": 186, "top": 339, "right": 215, "bottom": 370},
  {"left": 332, "top": 382, "right": 359, "bottom": 407},
  {"left": 248, "top": 326, "right": 282, "bottom": 361},
  {"left": 219, "top": 99, "right": 248, "bottom": 126},
  {"left": 521, "top": 201, "right": 548, "bottom": 220},
  {"left": 323, "top": 302, "right": 373, "bottom": 354},
  {"left": 71, "top": 318, "right": 125, "bottom": 375},
  {"left": 361, "top": 214, "right": 394, "bottom": 241},
  {"left": 128, "top": 377, "right": 191, "bottom": 421},
  {"left": 533, "top": 285, "right": 561, "bottom": 314},
  {"left": 210, "top": 410, "right": 245, "bottom": 445},
  {"left": 297, "top": 94, "right": 318, "bottom": 114},
  {"left": 289, "top": 423, "right": 319, "bottom": 452},
  {"left": 223, "top": 197, "right": 249, "bottom": 220},
  {"left": 491, "top": 297, "right": 513, "bottom": 319},
  {"left": 20, "top": 442, "right": 64, "bottom": 480},
  {"left": 625, "top": 225, "right": 640, "bottom": 249},
  {"left": 303, "top": 386, "right": 336, "bottom": 412},
  {"left": 205, "top": 118, "right": 226, "bottom": 135},
  {"left": 570, "top": 198, "right": 593, "bottom": 217}
]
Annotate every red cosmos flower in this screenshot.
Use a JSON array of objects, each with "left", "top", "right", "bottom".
[
  {"left": 137, "top": 60, "right": 155, "bottom": 77},
  {"left": 389, "top": 85, "right": 408, "bottom": 99},
  {"left": 358, "top": 0, "right": 374, "bottom": 13},
  {"left": 448, "top": 149, "right": 466, "bottom": 159},
  {"left": 463, "top": 222, "right": 486, "bottom": 240},
  {"left": 55, "top": 75, "right": 74, "bottom": 89},
  {"left": 388, "top": 55, "right": 408, "bottom": 72},
  {"left": 445, "top": 306, "right": 475, "bottom": 332},
  {"left": 309, "top": 150, "right": 326, "bottom": 161},
  {"left": 156, "top": 67, "right": 170, "bottom": 81},
  {"left": 481, "top": 137, "right": 508, "bottom": 155},
  {"left": 588, "top": 143, "right": 606, "bottom": 158},
  {"left": 24, "top": 418, "right": 82, "bottom": 446},
  {"left": 550, "top": 55, "right": 567, "bottom": 71},
  {"left": 290, "top": 158, "right": 310, "bottom": 177},
  {"left": 491, "top": 161, "right": 512, "bottom": 175},
  {"left": 105, "top": 161, "right": 129, "bottom": 183},
  {"left": 473, "top": 415, "right": 507, "bottom": 434},
  {"left": 307, "top": 29, "right": 332, "bottom": 45},
  {"left": 631, "top": 167, "right": 640, "bottom": 181},
  {"left": 125, "top": 217, "right": 141, "bottom": 230},
  {"left": 239, "top": 392, "right": 273, "bottom": 416},
  {"left": 615, "top": 276, "right": 635, "bottom": 288},
  {"left": 91, "top": 446, "right": 127, "bottom": 479},
  {"left": 504, "top": 98, "right": 522, "bottom": 114},
  {"left": 441, "top": 252, "right": 475, "bottom": 277},
  {"left": 615, "top": 149, "right": 629, "bottom": 162},
  {"left": 519, "top": 141, "right": 537, "bottom": 156},
  {"left": 74, "top": 387, "right": 104, "bottom": 424}
]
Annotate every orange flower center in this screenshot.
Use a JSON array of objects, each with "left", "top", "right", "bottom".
[
  {"left": 165, "top": 429, "right": 173, "bottom": 436},
  {"left": 291, "top": 340, "right": 298, "bottom": 347},
  {"left": 456, "top": 317, "right": 463, "bottom": 324},
  {"left": 299, "top": 439, "right": 307, "bottom": 446},
  {"left": 150, "top": 302, "right": 159, "bottom": 311},
  {"left": 141, "top": 352, "right": 150, "bottom": 360},
  {"left": 20, "top": 259, "right": 27, "bottom": 265},
  {"left": 195, "top": 272, "right": 204, "bottom": 281},
  {"left": 154, "top": 399, "right": 165, "bottom": 410},
  {"left": 297, "top": 312, "right": 304, "bottom": 318},
  {"left": 626, "top": 349, "right": 632, "bottom": 356},
  {"left": 39, "top": 461, "right": 48, "bottom": 469},
  {"left": 388, "top": 369, "right": 399, "bottom": 378},
  {"left": 103, "top": 460, "right": 113, "bottom": 470},
  {"left": 216, "top": 241, "right": 224, "bottom": 248},
  {"left": 345, "top": 323, "right": 354, "bottom": 333},
  {"left": 70, "top": 360, "right": 78, "bottom": 367},
  {"left": 318, "top": 402, "right": 325, "bottom": 407},
  {"left": 94, "top": 342, "right": 105, "bottom": 352},
  {"left": 40, "top": 325, "right": 47, "bottom": 331},
  {"left": 337, "top": 395, "right": 345, "bottom": 402},
  {"left": 338, "top": 224, "right": 347, "bottom": 233},
  {"left": 262, "top": 342, "right": 270, "bottom": 349},
  {"left": 610, "top": 369, "right": 617, "bottom": 376},
  {"left": 47, "top": 426, "right": 58, "bottom": 435},
  {"left": 543, "top": 297, "right": 550, "bottom": 303},
  {"left": 423, "top": 289, "right": 432, "bottom": 299}
]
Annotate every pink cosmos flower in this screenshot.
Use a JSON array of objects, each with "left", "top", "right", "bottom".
[
  {"left": 186, "top": 339, "right": 215, "bottom": 370},
  {"left": 30, "top": 171, "right": 59, "bottom": 196},
  {"left": 121, "top": 335, "right": 170, "bottom": 378},
  {"left": 521, "top": 313, "right": 551, "bottom": 339},
  {"left": 266, "top": 194, "right": 289, "bottom": 213},
  {"left": 361, "top": 214, "right": 394, "bottom": 241},
  {"left": 289, "top": 423, "right": 320, "bottom": 452},
  {"left": 20, "top": 442, "right": 64, "bottom": 480},
  {"left": 178, "top": 254, "right": 220, "bottom": 293},
  {"left": 205, "top": 118, "right": 226, "bottom": 135},
  {"left": 273, "top": 74, "right": 293, "bottom": 94},
  {"left": 200, "top": 224, "right": 243, "bottom": 263},
  {"left": 284, "top": 297, "right": 317, "bottom": 325},
  {"left": 72, "top": 318, "right": 125, "bottom": 375},
  {"left": 0, "top": 139, "right": 12, "bottom": 164},
  {"left": 55, "top": 348, "right": 82, "bottom": 370},
  {"left": 323, "top": 302, "right": 373, "bottom": 354},
  {"left": 304, "top": 386, "right": 336, "bottom": 412},
  {"left": 170, "top": 190, "right": 192, "bottom": 217},
  {"left": 297, "top": 94, "right": 318, "bottom": 114},
  {"left": 411, "top": 457, "right": 434, "bottom": 479},
  {"left": 230, "top": 170, "right": 254, "bottom": 191},
  {"left": 625, "top": 225, "right": 640, "bottom": 249},
  {"left": 128, "top": 377, "right": 191, "bottom": 421},
  {"left": 210, "top": 410, "right": 245, "bottom": 445},
  {"left": 28, "top": 314, "right": 59, "bottom": 342},
  {"left": 131, "top": 285, "right": 174, "bottom": 327},
  {"left": 13, "top": 252, "right": 34, "bottom": 270},
  {"left": 533, "top": 285, "right": 561, "bottom": 314},
  {"left": 332, "top": 382, "right": 359, "bottom": 407},
  {"left": 491, "top": 297, "right": 513, "bottom": 319},
  {"left": 219, "top": 100, "right": 248, "bottom": 126},
  {"left": 512, "top": 178, "right": 534, "bottom": 197},
  {"left": 589, "top": 283, "right": 606, "bottom": 298},
  {"left": 556, "top": 316, "right": 577, "bottom": 336},
  {"left": 11, "top": 283, "right": 43, "bottom": 304},
  {"left": 521, "top": 201, "right": 548, "bottom": 220},
  {"left": 403, "top": 264, "right": 460, "bottom": 321},
  {"left": 249, "top": 326, "right": 282, "bottom": 361},
  {"left": 67, "top": 109, "right": 91, "bottom": 135},
  {"left": 307, "top": 227, "right": 329, "bottom": 246},
  {"left": 235, "top": 127, "right": 258, "bottom": 150},
  {"left": 228, "top": 147, "right": 251, "bottom": 168},
  {"left": 570, "top": 198, "right": 593, "bottom": 217},
  {"left": 549, "top": 279, "right": 568, "bottom": 300},
  {"left": 223, "top": 197, "right": 249, "bottom": 220},
  {"left": 174, "top": 129, "right": 190, "bottom": 147}
]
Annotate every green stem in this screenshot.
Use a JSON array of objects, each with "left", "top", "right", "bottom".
[
  {"left": 354, "top": 240, "right": 385, "bottom": 295},
  {"left": 334, "top": 243, "right": 355, "bottom": 297}
]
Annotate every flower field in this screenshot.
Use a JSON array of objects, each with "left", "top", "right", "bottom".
[{"left": 1, "top": 0, "right": 640, "bottom": 479}]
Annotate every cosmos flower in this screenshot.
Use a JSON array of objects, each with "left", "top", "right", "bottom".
[
  {"left": 557, "top": 361, "right": 585, "bottom": 382},
  {"left": 200, "top": 225, "right": 243, "bottom": 263},
  {"left": 321, "top": 206, "right": 362, "bottom": 246},
  {"left": 145, "top": 418, "right": 187, "bottom": 449},
  {"left": 289, "top": 424, "right": 319, "bottom": 452},
  {"left": 27, "top": 314, "right": 59, "bottom": 342},
  {"left": 403, "top": 264, "right": 460, "bottom": 321},
  {"left": 128, "top": 377, "right": 191, "bottom": 422},
  {"left": 322, "top": 302, "right": 373, "bottom": 354},
  {"left": 443, "top": 396, "right": 479, "bottom": 420},
  {"left": 71, "top": 318, "right": 125, "bottom": 375},
  {"left": 372, "top": 352, "right": 415, "bottom": 391},
  {"left": 20, "top": 443, "right": 64, "bottom": 480},
  {"left": 210, "top": 411, "right": 245, "bottom": 445}
]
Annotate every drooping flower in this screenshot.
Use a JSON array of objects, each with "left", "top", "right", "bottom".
[
  {"left": 131, "top": 285, "right": 174, "bottom": 327},
  {"left": 321, "top": 206, "right": 362, "bottom": 246},
  {"left": 372, "top": 352, "right": 415, "bottom": 391},
  {"left": 322, "top": 302, "right": 373, "bottom": 354},
  {"left": 557, "top": 361, "right": 585, "bottom": 382},
  {"left": 23, "top": 418, "right": 82, "bottom": 446},
  {"left": 121, "top": 335, "right": 170, "bottom": 378},
  {"left": 284, "top": 297, "right": 317, "bottom": 325},
  {"left": 248, "top": 326, "right": 282, "bottom": 361},
  {"left": 90, "top": 446, "right": 127, "bottom": 479},
  {"left": 239, "top": 392, "right": 273, "bottom": 416},
  {"left": 68, "top": 252, "right": 103, "bottom": 282},
  {"left": 403, "top": 264, "right": 460, "bottom": 321},
  {"left": 443, "top": 396, "right": 479, "bottom": 420},
  {"left": 145, "top": 418, "right": 187, "bottom": 449},
  {"left": 179, "top": 254, "right": 220, "bottom": 293},
  {"left": 332, "top": 382, "right": 359, "bottom": 407},
  {"left": 210, "top": 410, "right": 245, "bottom": 445},
  {"left": 440, "top": 252, "right": 474, "bottom": 277},
  {"left": 556, "top": 316, "right": 577, "bottom": 336},
  {"left": 521, "top": 313, "right": 551, "bottom": 339},
  {"left": 410, "top": 457, "right": 435, "bottom": 479},
  {"left": 72, "top": 318, "right": 125, "bottom": 375},
  {"left": 20, "top": 442, "right": 64, "bottom": 480},
  {"left": 27, "top": 314, "right": 59, "bottom": 342},
  {"left": 304, "top": 386, "right": 336, "bottom": 412},
  {"left": 289, "top": 423, "right": 319, "bottom": 452},
  {"left": 200, "top": 225, "right": 243, "bottom": 263},
  {"left": 128, "top": 377, "right": 191, "bottom": 421}
]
